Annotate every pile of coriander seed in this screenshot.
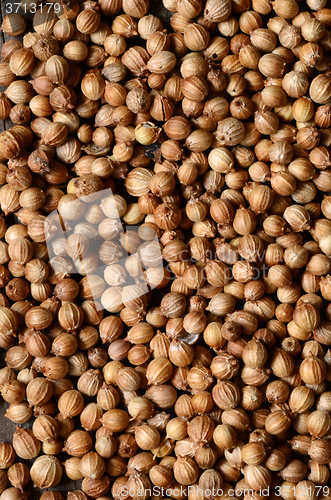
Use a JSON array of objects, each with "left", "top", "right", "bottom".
[{"left": 0, "top": 0, "right": 331, "bottom": 499}]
